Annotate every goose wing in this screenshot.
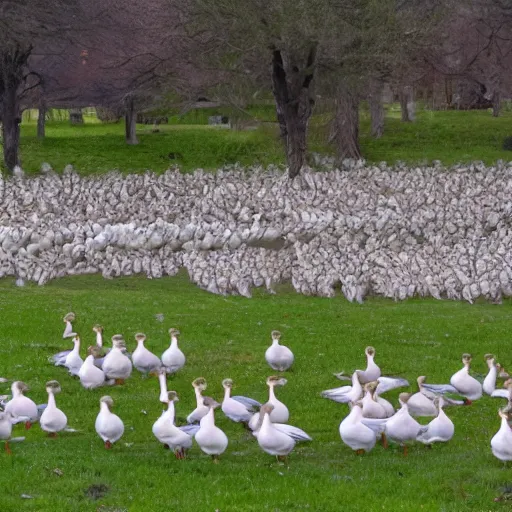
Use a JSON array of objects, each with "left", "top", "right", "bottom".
[
  {"left": 231, "top": 396, "right": 261, "bottom": 410},
  {"left": 375, "top": 377, "right": 409, "bottom": 395},
  {"left": 273, "top": 423, "right": 312, "bottom": 442}
]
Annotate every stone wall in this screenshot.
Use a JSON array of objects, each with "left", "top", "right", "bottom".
[{"left": 2, "top": 161, "right": 512, "bottom": 303}]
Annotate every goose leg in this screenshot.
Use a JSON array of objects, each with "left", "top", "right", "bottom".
[
  {"left": 48, "top": 432, "right": 57, "bottom": 438},
  {"left": 355, "top": 449, "right": 365, "bottom": 455},
  {"left": 381, "top": 433, "right": 388, "bottom": 449},
  {"left": 403, "top": 445, "right": 408, "bottom": 457},
  {"left": 4, "top": 441, "right": 11, "bottom": 455},
  {"left": 104, "top": 440, "right": 112, "bottom": 449},
  {"left": 25, "top": 421, "right": 32, "bottom": 430},
  {"left": 114, "top": 379, "right": 125, "bottom": 385},
  {"left": 211, "top": 454, "right": 219, "bottom": 464}
]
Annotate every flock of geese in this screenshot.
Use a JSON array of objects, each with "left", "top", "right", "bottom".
[{"left": 1, "top": 313, "right": 512, "bottom": 464}]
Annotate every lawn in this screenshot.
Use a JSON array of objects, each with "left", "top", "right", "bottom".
[
  {"left": 1, "top": 273, "right": 512, "bottom": 511},
  {"left": 5, "top": 106, "right": 512, "bottom": 174}
]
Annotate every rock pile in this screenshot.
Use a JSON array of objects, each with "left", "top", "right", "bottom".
[{"left": 1, "top": 161, "right": 512, "bottom": 303}]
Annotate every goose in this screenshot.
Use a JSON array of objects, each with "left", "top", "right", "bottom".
[
  {"left": 265, "top": 330, "right": 294, "bottom": 372},
  {"left": 194, "top": 397, "right": 228, "bottom": 462},
  {"left": 407, "top": 377, "right": 438, "bottom": 417},
  {"left": 132, "top": 333, "right": 162, "bottom": 375},
  {"left": 483, "top": 354, "right": 498, "bottom": 395},
  {"left": 0, "top": 411, "right": 28, "bottom": 454},
  {"left": 321, "top": 372, "right": 363, "bottom": 403},
  {"left": 421, "top": 354, "right": 482, "bottom": 401},
  {"left": 102, "top": 335, "right": 132, "bottom": 385},
  {"left": 63, "top": 336, "right": 83, "bottom": 376},
  {"left": 40, "top": 381, "right": 67, "bottom": 437},
  {"left": 255, "top": 403, "right": 311, "bottom": 464},
  {"left": 416, "top": 397, "right": 455, "bottom": 445},
  {"left": 221, "top": 379, "right": 260, "bottom": 424},
  {"left": 4, "top": 381, "right": 39, "bottom": 428},
  {"left": 152, "top": 391, "right": 198, "bottom": 459},
  {"left": 339, "top": 401, "right": 378, "bottom": 453},
  {"left": 161, "top": 328, "right": 186, "bottom": 375},
  {"left": 95, "top": 396, "right": 124, "bottom": 449},
  {"left": 491, "top": 408, "right": 512, "bottom": 462},
  {"left": 249, "top": 376, "right": 289, "bottom": 430},
  {"left": 361, "top": 382, "right": 388, "bottom": 419},
  {"left": 356, "top": 346, "right": 381, "bottom": 384},
  {"left": 92, "top": 325, "right": 107, "bottom": 368},
  {"left": 62, "top": 312, "right": 77, "bottom": 338},
  {"left": 79, "top": 347, "right": 113, "bottom": 389},
  {"left": 186, "top": 378, "right": 209, "bottom": 424}
]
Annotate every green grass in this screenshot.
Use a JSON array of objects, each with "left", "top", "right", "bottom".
[
  {"left": 5, "top": 107, "right": 512, "bottom": 175},
  {"left": 1, "top": 273, "right": 512, "bottom": 511}
]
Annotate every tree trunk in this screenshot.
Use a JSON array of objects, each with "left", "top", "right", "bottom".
[
  {"left": 1, "top": 85, "right": 21, "bottom": 171},
  {"left": 37, "top": 101, "right": 46, "bottom": 138},
  {"left": 69, "top": 108, "right": 83, "bottom": 124},
  {"left": 492, "top": 90, "right": 501, "bottom": 117},
  {"left": 369, "top": 78, "right": 384, "bottom": 138},
  {"left": 333, "top": 87, "right": 361, "bottom": 160},
  {"left": 400, "top": 85, "right": 415, "bottom": 122},
  {"left": 444, "top": 77, "right": 453, "bottom": 109},
  {"left": 270, "top": 48, "right": 316, "bottom": 179},
  {"left": 125, "top": 97, "right": 138, "bottom": 145}
]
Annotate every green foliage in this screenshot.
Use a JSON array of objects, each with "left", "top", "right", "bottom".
[
  {"left": 5, "top": 107, "right": 512, "bottom": 174},
  {"left": 0, "top": 273, "right": 511, "bottom": 511}
]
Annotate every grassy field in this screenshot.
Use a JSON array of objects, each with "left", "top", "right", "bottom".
[
  {"left": 5, "top": 106, "right": 512, "bottom": 174},
  {"left": 1, "top": 273, "right": 512, "bottom": 511}
]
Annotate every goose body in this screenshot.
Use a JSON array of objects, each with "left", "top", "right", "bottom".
[
  {"left": 95, "top": 396, "right": 124, "bottom": 448},
  {"left": 491, "top": 409, "right": 512, "bottom": 462},
  {"left": 265, "top": 330, "right": 294, "bottom": 372},
  {"left": 132, "top": 333, "right": 162, "bottom": 374},
  {"left": 221, "top": 379, "right": 259, "bottom": 423},
  {"left": 339, "top": 402, "right": 377, "bottom": 452},
  {"left": 356, "top": 346, "right": 381, "bottom": 384},
  {"left": 195, "top": 399, "right": 228, "bottom": 460},
  {"left": 102, "top": 336, "right": 132, "bottom": 383},
  {"left": 64, "top": 336, "right": 83, "bottom": 376},
  {"left": 407, "top": 377, "right": 437, "bottom": 417},
  {"left": 152, "top": 391, "right": 196, "bottom": 458},
  {"left": 79, "top": 352, "right": 112, "bottom": 389},
  {"left": 384, "top": 395, "right": 422, "bottom": 446},
  {"left": 40, "top": 381, "right": 67, "bottom": 435},
  {"left": 416, "top": 398, "right": 454, "bottom": 445},
  {"left": 361, "top": 382, "right": 388, "bottom": 419},
  {"left": 161, "top": 328, "right": 185, "bottom": 374},
  {"left": 450, "top": 354, "right": 482, "bottom": 400},
  {"left": 4, "top": 382, "right": 39, "bottom": 426}
]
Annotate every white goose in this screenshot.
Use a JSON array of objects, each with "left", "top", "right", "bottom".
[
  {"left": 0, "top": 411, "right": 28, "bottom": 454},
  {"left": 194, "top": 397, "right": 228, "bottom": 462},
  {"left": 221, "top": 379, "right": 261, "bottom": 424},
  {"left": 186, "top": 378, "right": 209, "bottom": 424},
  {"left": 4, "top": 381, "right": 39, "bottom": 428},
  {"left": 416, "top": 397, "right": 454, "bottom": 445},
  {"left": 255, "top": 403, "right": 311, "bottom": 463},
  {"left": 95, "top": 396, "right": 124, "bottom": 449},
  {"left": 249, "top": 376, "right": 289, "bottom": 430},
  {"left": 63, "top": 336, "right": 83, "bottom": 376},
  {"left": 152, "top": 391, "right": 198, "bottom": 459},
  {"left": 321, "top": 372, "right": 363, "bottom": 403},
  {"left": 40, "top": 381, "right": 67, "bottom": 437},
  {"left": 265, "top": 330, "right": 294, "bottom": 372},
  {"left": 92, "top": 325, "right": 107, "bottom": 368},
  {"left": 407, "top": 377, "right": 438, "bottom": 417},
  {"left": 132, "top": 333, "right": 162, "bottom": 375},
  {"left": 340, "top": 401, "right": 378, "bottom": 453},
  {"left": 63, "top": 312, "right": 77, "bottom": 338},
  {"left": 79, "top": 347, "right": 113, "bottom": 389},
  {"left": 356, "top": 346, "right": 381, "bottom": 384},
  {"left": 491, "top": 408, "right": 512, "bottom": 462},
  {"left": 483, "top": 354, "right": 498, "bottom": 396},
  {"left": 102, "top": 335, "right": 133, "bottom": 385},
  {"left": 361, "top": 382, "right": 388, "bottom": 419},
  {"left": 421, "top": 354, "right": 482, "bottom": 401},
  {"left": 161, "top": 328, "right": 186, "bottom": 375}
]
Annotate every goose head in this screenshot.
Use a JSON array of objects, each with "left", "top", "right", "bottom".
[
  {"left": 462, "top": 353, "right": 472, "bottom": 367},
  {"left": 92, "top": 324, "right": 103, "bottom": 334},
  {"left": 203, "top": 397, "right": 220, "bottom": 409},
  {"left": 192, "top": 377, "right": 207, "bottom": 391},
  {"left": 12, "top": 381, "right": 29, "bottom": 395},
  {"left": 100, "top": 395, "right": 114, "bottom": 410},
  {"left": 364, "top": 381, "right": 378, "bottom": 396},
  {"left": 259, "top": 402, "right": 275, "bottom": 416},
  {"left": 398, "top": 392, "right": 412, "bottom": 406},
  {"left": 498, "top": 407, "right": 511, "bottom": 421},
  {"left": 63, "top": 312, "right": 75, "bottom": 323},
  {"left": 46, "top": 380, "right": 62, "bottom": 394},
  {"left": 111, "top": 335, "right": 126, "bottom": 349},
  {"left": 169, "top": 328, "right": 180, "bottom": 338},
  {"left": 87, "top": 345, "right": 102, "bottom": 358},
  {"left": 222, "top": 378, "right": 233, "bottom": 390},
  {"left": 271, "top": 330, "right": 281, "bottom": 342},
  {"left": 484, "top": 353, "right": 496, "bottom": 368},
  {"left": 167, "top": 391, "right": 179, "bottom": 403},
  {"left": 417, "top": 376, "right": 427, "bottom": 389},
  {"left": 135, "top": 333, "right": 146, "bottom": 343},
  {"left": 72, "top": 335, "right": 80, "bottom": 345},
  {"left": 266, "top": 376, "right": 287, "bottom": 388},
  {"left": 365, "top": 346, "right": 376, "bottom": 357},
  {"left": 497, "top": 364, "right": 510, "bottom": 379}
]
